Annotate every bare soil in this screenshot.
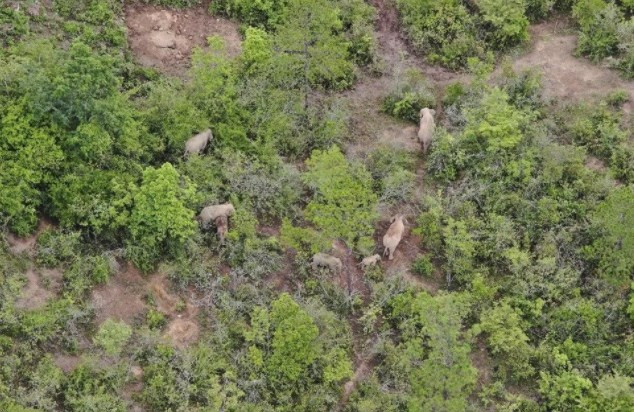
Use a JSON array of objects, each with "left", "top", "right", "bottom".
[
  {"left": 513, "top": 20, "right": 634, "bottom": 114},
  {"left": 90, "top": 262, "right": 201, "bottom": 348},
  {"left": 6, "top": 219, "right": 52, "bottom": 255},
  {"left": 91, "top": 263, "right": 149, "bottom": 325},
  {"left": 53, "top": 353, "right": 82, "bottom": 373},
  {"left": 125, "top": 1, "right": 241, "bottom": 76},
  {"left": 15, "top": 267, "right": 62, "bottom": 310}
]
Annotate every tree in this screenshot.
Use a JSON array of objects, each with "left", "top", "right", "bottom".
[
  {"left": 478, "top": 0, "right": 530, "bottom": 48},
  {"left": 463, "top": 87, "right": 528, "bottom": 154},
  {"left": 127, "top": 163, "right": 196, "bottom": 271},
  {"left": 272, "top": 0, "right": 355, "bottom": 99},
  {"left": 588, "top": 186, "right": 634, "bottom": 286},
  {"left": 303, "top": 146, "right": 378, "bottom": 251},
  {"left": 0, "top": 101, "right": 63, "bottom": 235},
  {"left": 390, "top": 292, "right": 477, "bottom": 412},
  {"left": 94, "top": 319, "right": 132, "bottom": 356},
  {"left": 267, "top": 293, "right": 319, "bottom": 386},
  {"left": 474, "top": 301, "right": 534, "bottom": 381}
]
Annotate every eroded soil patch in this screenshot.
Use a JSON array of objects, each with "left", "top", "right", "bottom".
[
  {"left": 91, "top": 263, "right": 201, "bottom": 348},
  {"left": 125, "top": 1, "right": 241, "bottom": 76},
  {"left": 15, "top": 267, "right": 63, "bottom": 310},
  {"left": 6, "top": 219, "right": 52, "bottom": 255},
  {"left": 513, "top": 20, "right": 634, "bottom": 112}
]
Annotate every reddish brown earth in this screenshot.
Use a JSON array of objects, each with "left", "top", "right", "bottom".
[
  {"left": 90, "top": 262, "right": 201, "bottom": 348},
  {"left": 125, "top": 1, "right": 242, "bottom": 76}
]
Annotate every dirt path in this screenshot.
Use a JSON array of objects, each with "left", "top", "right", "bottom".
[{"left": 512, "top": 20, "right": 634, "bottom": 115}]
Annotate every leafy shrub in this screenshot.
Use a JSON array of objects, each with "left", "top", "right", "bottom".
[
  {"left": 211, "top": 0, "right": 288, "bottom": 28},
  {"left": 477, "top": 0, "right": 530, "bottom": 48},
  {"left": 127, "top": 163, "right": 197, "bottom": 272},
  {"left": 525, "top": 0, "right": 556, "bottom": 21},
  {"left": 94, "top": 319, "right": 132, "bottom": 356},
  {"left": 146, "top": 309, "right": 167, "bottom": 330},
  {"left": 397, "top": 0, "right": 483, "bottom": 69},
  {"left": 379, "top": 169, "right": 417, "bottom": 205},
  {"left": 143, "top": 0, "right": 202, "bottom": 7},
  {"left": 412, "top": 255, "right": 434, "bottom": 277},
  {"left": 576, "top": 3, "right": 622, "bottom": 61},
  {"left": 616, "top": 18, "right": 634, "bottom": 78},
  {"left": 383, "top": 69, "right": 436, "bottom": 122},
  {"left": 36, "top": 230, "right": 81, "bottom": 267},
  {"left": 0, "top": 5, "right": 29, "bottom": 46},
  {"left": 303, "top": 146, "right": 378, "bottom": 251}
]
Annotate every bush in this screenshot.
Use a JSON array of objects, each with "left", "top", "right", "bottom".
[
  {"left": 303, "top": 146, "right": 378, "bottom": 251},
  {"left": 383, "top": 69, "right": 436, "bottom": 122},
  {"left": 94, "top": 319, "right": 132, "bottom": 356},
  {"left": 397, "top": 0, "right": 483, "bottom": 69},
  {"left": 412, "top": 255, "right": 434, "bottom": 277},
  {"left": 525, "top": 0, "right": 556, "bottom": 21},
  {"left": 576, "top": 4, "right": 622, "bottom": 61},
  {"left": 477, "top": 0, "right": 530, "bottom": 48},
  {"left": 36, "top": 230, "right": 81, "bottom": 268}
]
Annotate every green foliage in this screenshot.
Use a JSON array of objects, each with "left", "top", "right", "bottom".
[
  {"left": 412, "top": 255, "right": 434, "bottom": 278},
  {"left": 36, "top": 230, "right": 81, "bottom": 267},
  {"left": 211, "top": 0, "right": 289, "bottom": 28},
  {"left": 382, "top": 69, "right": 436, "bottom": 122},
  {"left": 463, "top": 88, "right": 529, "bottom": 153},
  {"left": 525, "top": 0, "right": 556, "bottom": 20},
  {"left": 475, "top": 301, "right": 534, "bottom": 381},
  {"left": 303, "top": 146, "right": 378, "bottom": 250},
  {"left": 0, "top": 5, "right": 29, "bottom": 46},
  {"left": 146, "top": 309, "right": 167, "bottom": 330},
  {"left": 281, "top": 219, "right": 331, "bottom": 254},
  {"left": 587, "top": 186, "right": 634, "bottom": 286},
  {"left": 267, "top": 294, "right": 319, "bottom": 385},
  {"left": 94, "top": 319, "right": 132, "bottom": 356},
  {"left": 0, "top": 102, "right": 64, "bottom": 235},
  {"left": 389, "top": 292, "right": 477, "bottom": 411},
  {"left": 539, "top": 369, "right": 593, "bottom": 411},
  {"left": 576, "top": 3, "right": 622, "bottom": 61},
  {"left": 272, "top": 0, "right": 356, "bottom": 91},
  {"left": 478, "top": 0, "right": 530, "bottom": 48},
  {"left": 127, "top": 163, "right": 197, "bottom": 271},
  {"left": 397, "top": 0, "right": 483, "bottom": 69},
  {"left": 143, "top": 0, "right": 202, "bottom": 7}
]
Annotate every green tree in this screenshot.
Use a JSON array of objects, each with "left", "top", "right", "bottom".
[
  {"left": 267, "top": 293, "right": 319, "bottom": 386},
  {"left": 474, "top": 301, "right": 534, "bottom": 381},
  {"left": 127, "top": 163, "right": 196, "bottom": 271},
  {"left": 272, "top": 0, "right": 355, "bottom": 97},
  {"left": 477, "top": 0, "right": 530, "bottom": 48},
  {"left": 463, "top": 87, "right": 528, "bottom": 154},
  {"left": 94, "top": 319, "right": 132, "bottom": 356},
  {"left": 303, "top": 146, "right": 378, "bottom": 251},
  {"left": 588, "top": 186, "right": 634, "bottom": 286},
  {"left": 0, "top": 101, "right": 63, "bottom": 235},
  {"left": 390, "top": 292, "right": 477, "bottom": 412}
]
